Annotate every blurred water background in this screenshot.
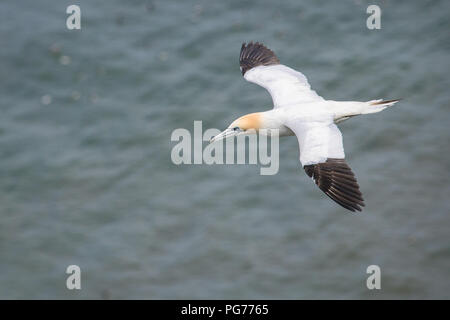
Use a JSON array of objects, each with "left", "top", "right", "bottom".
[{"left": 0, "top": 0, "right": 449, "bottom": 299}]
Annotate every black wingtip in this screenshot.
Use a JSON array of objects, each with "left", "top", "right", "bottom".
[
  {"left": 304, "top": 158, "right": 365, "bottom": 212},
  {"left": 239, "top": 42, "right": 280, "bottom": 75}
]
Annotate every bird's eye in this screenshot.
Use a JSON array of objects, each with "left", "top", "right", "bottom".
[{"left": 233, "top": 127, "right": 240, "bottom": 131}]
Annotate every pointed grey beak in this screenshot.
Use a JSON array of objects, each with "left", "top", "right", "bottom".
[{"left": 209, "top": 128, "right": 237, "bottom": 144}]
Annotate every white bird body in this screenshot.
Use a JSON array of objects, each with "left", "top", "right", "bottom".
[
  {"left": 258, "top": 97, "right": 396, "bottom": 166},
  {"left": 210, "top": 42, "right": 400, "bottom": 212}
]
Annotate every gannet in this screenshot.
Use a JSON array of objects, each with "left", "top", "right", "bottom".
[{"left": 210, "top": 42, "right": 399, "bottom": 212}]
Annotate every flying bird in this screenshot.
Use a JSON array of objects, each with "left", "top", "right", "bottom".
[{"left": 210, "top": 42, "right": 399, "bottom": 212}]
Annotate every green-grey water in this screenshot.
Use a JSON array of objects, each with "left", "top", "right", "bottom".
[{"left": 1, "top": 0, "right": 449, "bottom": 299}]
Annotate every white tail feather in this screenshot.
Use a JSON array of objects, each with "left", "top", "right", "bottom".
[
  {"left": 333, "top": 99, "right": 400, "bottom": 123},
  {"left": 363, "top": 99, "right": 400, "bottom": 114}
]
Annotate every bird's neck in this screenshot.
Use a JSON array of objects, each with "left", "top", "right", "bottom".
[
  {"left": 258, "top": 110, "right": 294, "bottom": 136},
  {"left": 259, "top": 110, "right": 284, "bottom": 129}
]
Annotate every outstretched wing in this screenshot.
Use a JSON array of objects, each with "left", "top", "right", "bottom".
[
  {"left": 239, "top": 42, "right": 324, "bottom": 108},
  {"left": 304, "top": 159, "right": 365, "bottom": 212},
  {"left": 286, "top": 119, "right": 365, "bottom": 212}
]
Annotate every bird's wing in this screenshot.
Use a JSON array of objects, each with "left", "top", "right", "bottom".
[
  {"left": 239, "top": 42, "right": 324, "bottom": 108},
  {"left": 285, "top": 119, "right": 365, "bottom": 212}
]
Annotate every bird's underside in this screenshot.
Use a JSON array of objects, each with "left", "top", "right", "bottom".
[{"left": 237, "top": 42, "right": 399, "bottom": 212}]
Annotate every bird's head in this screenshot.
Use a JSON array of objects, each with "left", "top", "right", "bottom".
[{"left": 210, "top": 112, "right": 262, "bottom": 143}]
